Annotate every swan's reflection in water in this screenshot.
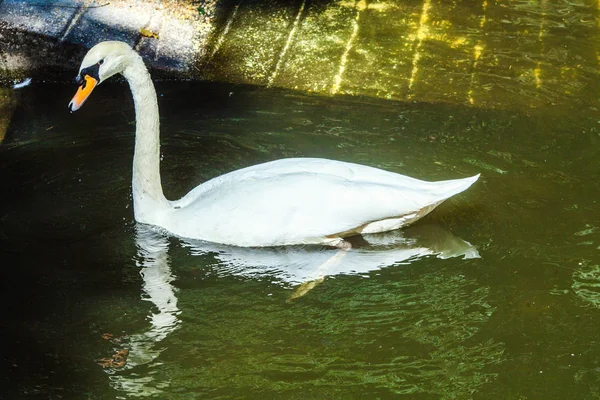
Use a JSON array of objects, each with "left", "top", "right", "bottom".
[
  {"left": 183, "top": 224, "right": 480, "bottom": 287},
  {"left": 107, "top": 226, "right": 180, "bottom": 396},
  {"left": 108, "top": 224, "right": 479, "bottom": 396}
]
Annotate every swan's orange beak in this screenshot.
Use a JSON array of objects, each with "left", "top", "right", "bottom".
[{"left": 69, "top": 75, "right": 98, "bottom": 112}]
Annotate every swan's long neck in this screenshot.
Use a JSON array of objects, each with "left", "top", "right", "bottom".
[{"left": 122, "top": 53, "right": 170, "bottom": 224}]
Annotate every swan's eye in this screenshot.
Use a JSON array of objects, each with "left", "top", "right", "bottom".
[{"left": 98, "top": 59, "right": 104, "bottom": 65}]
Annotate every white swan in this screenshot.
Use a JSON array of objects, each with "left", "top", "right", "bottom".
[{"left": 69, "top": 41, "right": 479, "bottom": 248}]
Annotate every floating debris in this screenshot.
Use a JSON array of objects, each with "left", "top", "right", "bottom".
[
  {"left": 12, "top": 78, "right": 32, "bottom": 89},
  {"left": 97, "top": 349, "right": 129, "bottom": 369},
  {"left": 487, "top": 150, "right": 538, "bottom": 167},
  {"left": 463, "top": 157, "right": 507, "bottom": 174},
  {"left": 522, "top": 159, "right": 538, "bottom": 167},
  {"left": 572, "top": 262, "right": 600, "bottom": 308},
  {"left": 575, "top": 225, "right": 597, "bottom": 236},
  {"left": 487, "top": 150, "right": 513, "bottom": 163}
]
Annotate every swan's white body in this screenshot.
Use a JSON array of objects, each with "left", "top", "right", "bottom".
[{"left": 70, "top": 41, "right": 479, "bottom": 247}]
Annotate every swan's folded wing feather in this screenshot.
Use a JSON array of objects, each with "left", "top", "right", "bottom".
[
  {"left": 172, "top": 158, "right": 431, "bottom": 209},
  {"left": 167, "top": 168, "right": 477, "bottom": 246}
]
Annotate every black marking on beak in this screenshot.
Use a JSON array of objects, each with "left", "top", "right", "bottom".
[{"left": 76, "top": 62, "right": 101, "bottom": 86}]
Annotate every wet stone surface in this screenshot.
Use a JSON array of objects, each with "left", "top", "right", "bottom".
[{"left": 1, "top": 0, "right": 599, "bottom": 111}]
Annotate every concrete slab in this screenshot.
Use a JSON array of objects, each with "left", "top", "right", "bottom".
[
  {"left": 65, "top": 2, "right": 153, "bottom": 47},
  {"left": 153, "top": 15, "right": 198, "bottom": 71},
  {"left": 0, "top": 0, "right": 79, "bottom": 38},
  {"left": 0, "top": 0, "right": 215, "bottom": 83}
]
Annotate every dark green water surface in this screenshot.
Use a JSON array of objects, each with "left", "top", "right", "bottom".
[{"left": 1, "top": 82, "right": 600, "bottom": 399}]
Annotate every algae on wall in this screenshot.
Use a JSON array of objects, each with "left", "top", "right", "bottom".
[{"left": 202, "top": 0, "right": 599, "bottom": 110}]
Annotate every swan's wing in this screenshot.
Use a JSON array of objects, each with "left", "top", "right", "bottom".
[
  {"left": 173, "top": 158, "right": 457, "bottom": 209},
  {"left": 167, "top": 160, "right": 478, "bottom": 246}
]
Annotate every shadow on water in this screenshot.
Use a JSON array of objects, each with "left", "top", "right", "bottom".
[{"left": 1, "top": 81, "right": 600, "bottom": 398}]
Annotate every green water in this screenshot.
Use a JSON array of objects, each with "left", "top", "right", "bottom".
[{"left": 1, "top": 82, "right": 600, "bottom": 399}]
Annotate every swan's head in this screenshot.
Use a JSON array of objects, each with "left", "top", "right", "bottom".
[{"left": 69, "top": 41, "right": 135, "bottom": 112}]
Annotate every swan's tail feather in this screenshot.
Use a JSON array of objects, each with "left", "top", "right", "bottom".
[{"left": 430, "top": 174, "right": 480, "bottom": 200}]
